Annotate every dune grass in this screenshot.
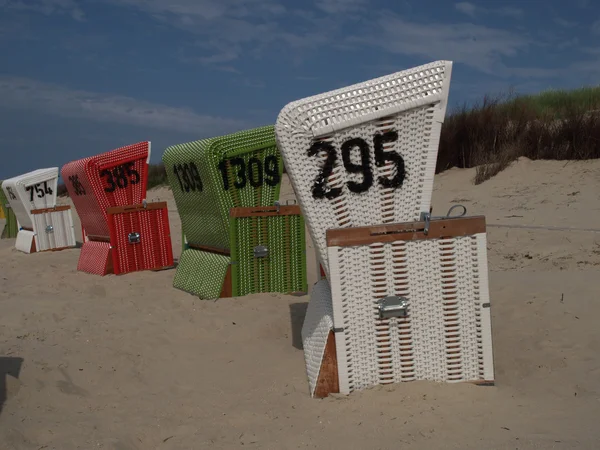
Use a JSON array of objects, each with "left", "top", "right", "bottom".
[{"left": 436, "top": 86, "right": 600, "bottom": 184}]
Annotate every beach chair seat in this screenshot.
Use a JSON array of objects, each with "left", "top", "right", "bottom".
[
  {"left": 61, "top": 141, "right": 173, "bottom": 275},
  {"left": 1, "top": 168, "right": 76, "bottom": 253},
  {"left": 163, "top": 125, "right": 306, "bottom": 299}
]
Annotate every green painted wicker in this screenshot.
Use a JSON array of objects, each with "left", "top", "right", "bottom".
[
  {"left": 173, "top": 249, "right": 230, "bottom": 299},
  {"left": 230, "top": 212, "right": 307, "bottom": 297},
  {"left": 163, "top": 125, "right": 285, "bottom": 299},
  {"left": 162, "top": 125, "right": 282, "bottom": 250},
  {"left": 0, "top": 181, "right": 18, "bottom": 239}
]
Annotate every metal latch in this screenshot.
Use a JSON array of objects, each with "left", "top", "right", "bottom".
[
  {"left": 45, "top": 225, "right": 54, "bottom": 233},
  {"left": 128, "top": 232, "right": 141, "bottom": 244},
  {"left": 378, "top": 295, "right": 408, "bottom": 319},
  {"left": 253, "top": 245, "right": 268, "bottom": 258},
  {"left": 420, "top": 204, "right": 467, "bottom": 235}
]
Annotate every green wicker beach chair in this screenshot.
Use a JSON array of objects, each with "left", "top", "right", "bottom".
[
  {"left": 163, "top": 125, "right": 306, "bottom": 299},
  {"left": 0, "top": 180, "right": 18, "bottom": 239}
]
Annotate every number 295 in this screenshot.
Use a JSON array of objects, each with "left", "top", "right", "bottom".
[{"left": 308, "top": 130, "right": 405, "bottom": 200}]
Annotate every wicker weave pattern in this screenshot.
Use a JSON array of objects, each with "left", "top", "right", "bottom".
[
  {"left": 173, "top": 249, "right": 230, "bottom": 299},
  {"left": 61, "top": 142, "right": 150, "bottom": 238},
  {"left": 162, "top": 126, "right": 281, "bottom": 250},
  {"left": 32, "top": 209, "right": 76, "bottom": 251},
  {"left": 77, "top": 241, "right": 112, "bottom": 275},
  {"left": 275, "top": 61, "right": 452, "bottom": 276},
  {"left": 230, "top": 213, "right": 307, "bottom": 296},
  {"left": 301, "top": 279, "right": 334, "bottom": 397},
  {"left": 108, "top": 206, "right": 173, "bottom": 274},
  {"left": 327, "top": 232, "right": 494, "bottom": 394}
]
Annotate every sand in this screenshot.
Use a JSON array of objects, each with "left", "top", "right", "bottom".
[{"left": 1, "top": 158, "right": 600, "bottom": 449}]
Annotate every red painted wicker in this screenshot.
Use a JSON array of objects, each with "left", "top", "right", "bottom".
[
  {"left": 107, "top": 202, "right": 174, "bottom": 275},
  {"left": 61, "top": 142, "right": 151, "bottom": 275}
]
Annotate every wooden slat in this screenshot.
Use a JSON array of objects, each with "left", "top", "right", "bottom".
[
  {"left": 106, "top": 201, "right": 168, "bottom": 215},
  {"left": 187, "top": 243, "right": 231, "bottom": 256},
  {"left": 31, "top": 205, "right": 71, "bottom": 215},
  {"left": 220, "top": 265, "right": 232, "bottom": 298},
  {"left": 314, "top": 330, "right": 340, "bottom": 398},
  {"left": 326, "top": 216, "right": 486, "bottom": 247},
  {"left": 86, "top": 235, "right": 111, "bottom": 243},
  {"left": 229, "top": 205, "right": 301, "bottom": 218}
]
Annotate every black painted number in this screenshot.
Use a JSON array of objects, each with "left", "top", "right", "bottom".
[
  {"left": 100, "top": 162, "right": 140, "bottom": 193},
  {"left": 6, "top": 186, "right": 17, "bottom": 200},
  {"left": 307, "top": 141, "right": 341, "bottom": 200},
  {"left": 374, "top": 131, "right": 405, "bottom": 189},
  {"left": 25, "top": 181, "right": 54, "bottom": 202},
  {"left": 308, "top": 131, "right": 405, "bottom": 200},
  {"left": 217, "top": 155, "right": 281, "bottom": 191},
  {"left": 173, "top": 162, "right": 203, "bottom": 193},
  {"left": 69, "top": 175, "right": 86, "bottom": 196}
]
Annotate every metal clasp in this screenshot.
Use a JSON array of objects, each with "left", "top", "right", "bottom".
[
  {"left": 253, "top": 245, "right": 268, "bottom": 258},
  {"left": 420, "top": 204, "right": 467, "bottom": 235},
  {"left": 45, "top": 225, "right": 54, "bottom": 233},
  {"left": 128, "top": 232, "right": 141, "bottom": 244},
  {"left": 274, "top": 200, "right": 280, "bottom": 213},
  {"left": 378, "top": 295, "right": 408, "bottom": 319}
]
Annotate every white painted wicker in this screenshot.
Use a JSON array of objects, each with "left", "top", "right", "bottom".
[
  {"left": 275, "top": 61, "right": 452, "bottom": 277},
  {"left": 326, "top": 227, "right": 494, "bottom": 395},
  {"left": 1, "top": 168, "right": 59, "bottom": 229},
  {"left": 0, "top": 168, "right": 75, "bottom": 252},
  {"left": 301, "top": 279, "right": 334, "bottom": 397},
  {"left": 33, "top": 208, "right": 77, "bottom": 251},
  {"left": 15, "top": 229, "right": 36, "bottom": 253}
]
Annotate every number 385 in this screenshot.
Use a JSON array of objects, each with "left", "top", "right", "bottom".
[{"left": 308, "top": 130, "right": 405, "bottom": 200}]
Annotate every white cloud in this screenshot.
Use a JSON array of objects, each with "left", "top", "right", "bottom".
[
  {"left": 106, "top": 0, "right": 328, "bottom": 66},
  {"left": 554, "top": 17, "right": 578, "bottom": 28},
  {"left": 455, "top": 2, "right": 476, "bottom": 17},
  {"left": 455, "top": 2, "right": 523, "bottom": 19},
  {"left": 314, "top": 0, "right": 367, "bottom": 14},
  {"left": 3, "top": 0, "right": 85, "bottom": 21},
  {"left": 0, "top": 76, "right": 249, "bottom": 134},
  {"left": 351, "top": 14, "right": 532, "bottom": 75}
]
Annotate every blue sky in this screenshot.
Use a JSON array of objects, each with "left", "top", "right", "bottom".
[{"left": 1, "top": 0, "right": 599, "bottom": 178}]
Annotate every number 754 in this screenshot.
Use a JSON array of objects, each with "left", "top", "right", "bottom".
[{"left": 307, "top": 130, "right": 405, "bottom": 200}]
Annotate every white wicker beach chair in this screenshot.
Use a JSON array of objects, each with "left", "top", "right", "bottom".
[{"left": 1, "top": 168, "right": 76, "bottom": 253}]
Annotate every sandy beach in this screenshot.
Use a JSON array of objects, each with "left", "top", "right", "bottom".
[{"left": 1, "top": 158, "right": 600, "bottom": 449}]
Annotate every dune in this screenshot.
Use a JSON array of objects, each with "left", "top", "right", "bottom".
[{"left": 1, "top": 158, "right": 599, "bottom": 449}]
